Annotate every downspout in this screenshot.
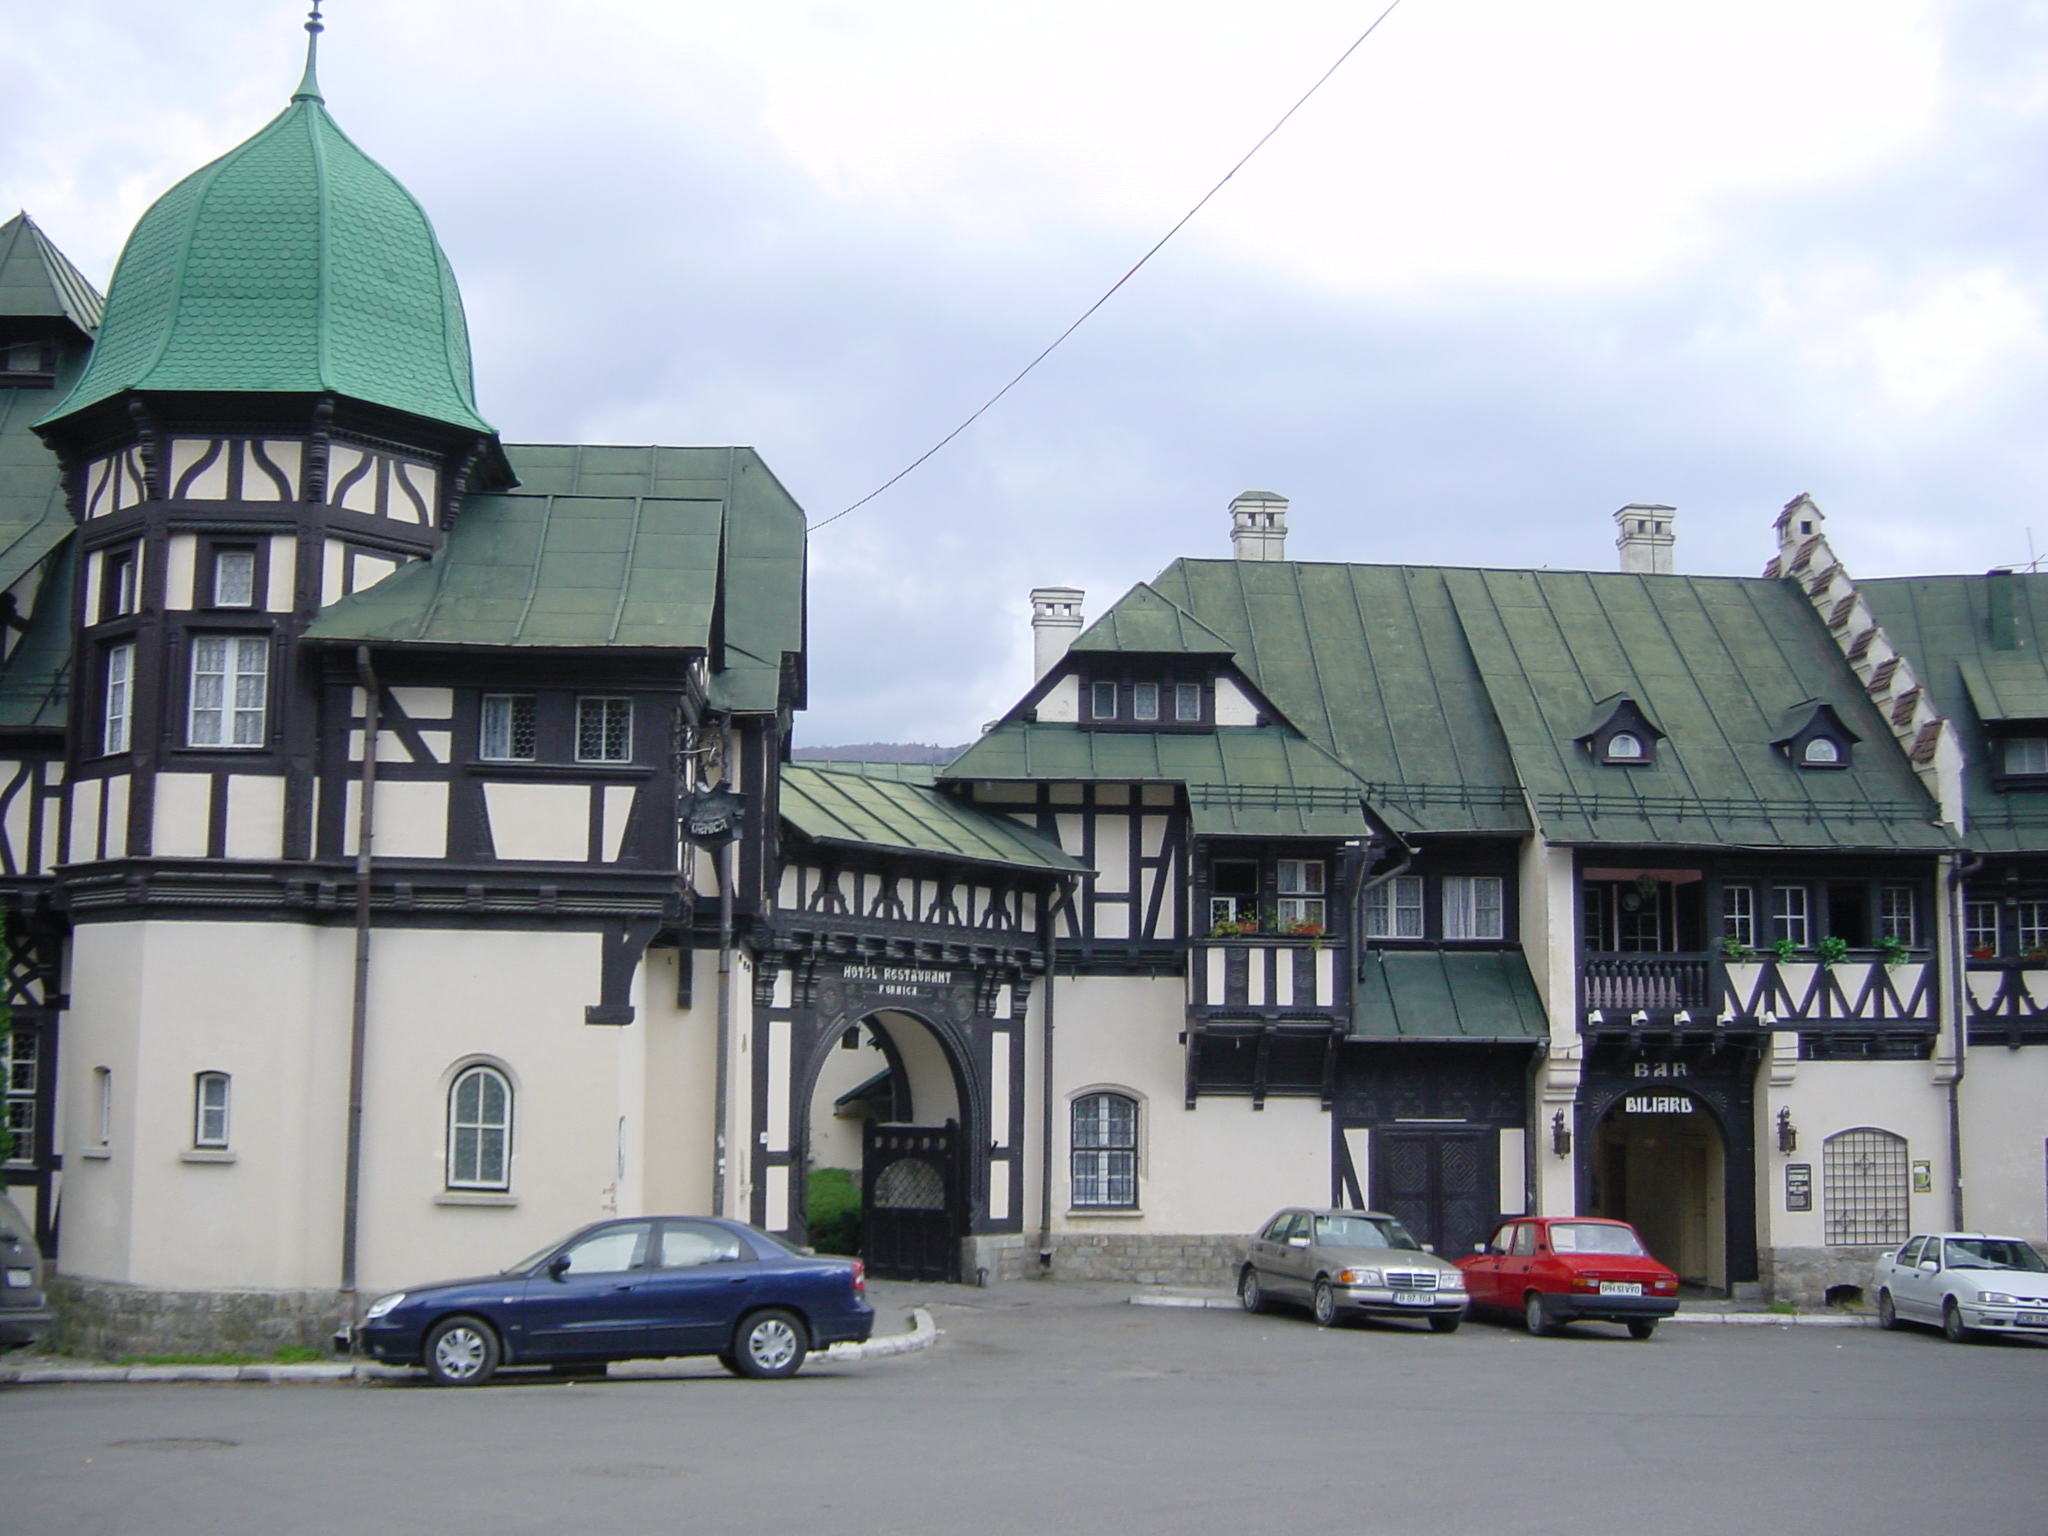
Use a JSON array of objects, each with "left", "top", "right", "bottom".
[
  {"left": 710, "top": 718, "right": 736, "bottom": 1217},
  {"left": 340, "top": 646, "right": 380, "bottom": 1317},
  {"left": 1037, "top": 880, "right": 1062, "bottom": 1273},
  {"left": 1946, "top": 851, "right": 1984, "bottom": 1231},
  {"left": 1353, "top": 837, "right": 1414, "bottom": 979}
]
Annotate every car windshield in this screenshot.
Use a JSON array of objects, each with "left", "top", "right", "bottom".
[
  {"left": 1943, "top": 1238, "right": 2048, "bottom": 1272},
  {"left": 503, "top": 1240, "right": 566, "bottom": 1276},
  {"left": 1315, "top": 1215, "right": 1421, "bottom": 1251},
  {"left": 1547, "top": 1222, "right": 1647, "bottom": 1256}
]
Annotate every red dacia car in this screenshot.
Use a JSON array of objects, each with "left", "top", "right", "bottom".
[{"left": 1457, "top": 1216, "right": 1680, "bottom": 1339}]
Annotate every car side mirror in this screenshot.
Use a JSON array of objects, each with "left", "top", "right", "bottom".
[
  {"left": 1474, "top": 1242, "right": 1491, "bottom": 1255},
  {"left": 1287, "top": 1237, "right": 1311, "bottom": 1249},
  {"left": 547, "top": 1253, "right": 572, "bottom": 1280},
  {"left": 1421, "top": 1244, "right": 1435, "bottom": 1255},
  {"left": 1919, "top": 1260, "right": 1940, "bottom": 1272}
]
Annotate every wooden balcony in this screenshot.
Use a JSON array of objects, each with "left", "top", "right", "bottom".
[
  {"left": 1581, "top": 951, "right": 1936, "bottom": 1026},
  {"left": 1189, "top": 937, "right": 1341, "bottom": 1015},
  {"left": 1965, "top": 959, "right": 2048, "bottom": 1042}
]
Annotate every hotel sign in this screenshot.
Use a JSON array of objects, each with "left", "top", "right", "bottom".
[{"left": 841, "top": 965, "right": 954, "bottom": 996}]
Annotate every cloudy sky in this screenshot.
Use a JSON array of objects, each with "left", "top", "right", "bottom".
[{"left": 7, "top": 1, "right": 2048, "bottom": 744}]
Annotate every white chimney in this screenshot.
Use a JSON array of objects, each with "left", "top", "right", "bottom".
[
  {"left": 1230, "top": 491, "right": 1289, "bottom": 561},
  {"left": 1614, "top": 503, "right": 1675, "bottom": 574},
  {"left": 1030, "top": 586, "right": 1085, "bottom": 680}
]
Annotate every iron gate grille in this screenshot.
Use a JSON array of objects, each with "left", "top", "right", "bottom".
[{"left": 1822, "top": 1127, "right": 1909, "bottom": 1245}]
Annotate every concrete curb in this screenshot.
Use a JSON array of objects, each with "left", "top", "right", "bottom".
[
  {"left": 0, "top": 1308, "right": 937, "bottom": 1385},
  {"left": 1126, "top": 1292, "right": 1877, "bottom": 1326}
]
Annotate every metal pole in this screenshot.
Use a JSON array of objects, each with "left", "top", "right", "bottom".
[
  {"left": 712, "top": 832, "right": 734, "bottom": 1215},
  {"left": 341, "top": 647, "right": 379, "bottom": 1315}
]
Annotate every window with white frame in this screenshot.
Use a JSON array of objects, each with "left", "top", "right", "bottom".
[
  {"left": 447, "top": 1064, "right": 512, "bottom": 1189},
  {"left": 1822, "top": 1127, "right": 1909, "bottom": 1246},
  {"left": 2004, "top": 737, "right": 2048, "bottom": 776},
  {"left": 1175, "top": 683, "right": 1201, "bottom": 722},
  {"left": 1277, "top": 859, "right": 1325, "bottom": 930},
  {"left": 193, "top": 1072, "right": 230, "bottom": 1149},
  {"left": 1071, "top": 1092, "right": 1137, "bottom": 1209},
  {"left": 1090, "top": 682, "right": 1117, "bottom": 720},
  {"left": 1770, "top": 885, "right": 1810, "bottom": 948},
  {"left": 480, "top": 694, "right": 537, "bottom": 761},
  {"left": 1366, "top": 875, "right": 1426, "bottom": 939},
  {"left": 1132, "top": 682, "right": 1160, "bottom": 722},
  {"left": 2020, "top": 900, "right": 2048, "bottom": 955},
  {"left": 1723, "top": 883, "right": 1756, "bottom": 950},
  {"left": 1442, "top": 875, "right": 1503, "bottom": 940},
  {"left": 211, "top": 547, "right": 256, "bottom": 608},
  {"left": 1878, "top": 886, "right": 1917, "bottom": 947},
  {"left": 2, "top": 1028, "right": 35, "bottom": 1166},
  {"left": 1209, "top": 858, "right": 1259, "bottom": 928},
  {"left": 575, "top": 697, "right": 631, "bottom": 763},
  {"left": 104, "top": 643, "right": 134, "bottom": 755},
  {"left": 101, "top": 547, "right": 138, "bottom": 619},
  {"left": 188, "top": 634, "right": 268, "bottom": 747},
  {"left": 1966, "top": 901, "right": 1999, "bottom": 957}
]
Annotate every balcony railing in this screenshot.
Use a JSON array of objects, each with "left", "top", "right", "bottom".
[
  {"left": 1581, "top": 951, "right": 1936, "bottom": 1025},
  {"left": 1582, "top": 954, "right": 1711, "bottom": 1013}
]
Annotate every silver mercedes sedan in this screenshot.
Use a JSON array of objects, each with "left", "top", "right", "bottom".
[{"left": 1239, "top": 1208, "right": 1469, "bottom": 1331}]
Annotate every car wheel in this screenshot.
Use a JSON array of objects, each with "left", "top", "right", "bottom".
[
  {"left": 1238, "top": 1268, "right": 1267, "bottom": 1314},
  {"left": 1877, "top": 1290, "right": 1899, "bottom": 1331},
  {"left": 1428, "top": 1313, "right": 1462, "bottom": 1334},
  {"left": 1313, "top": 1279, "right": 1338, "bottom": 1328},
  {"left": 716, "top": 1351, "right": 743, "bottom": 1377},
  {"left": 1524, "top": 1292, "right": 1549, "bottom": 1338},
  {"left": 732, "top": 1308, "right": 808, "bottom": 1379},
  {"left": 1626, "top": 1319, "right": 1658, "bottom": 1341},
  {"left": 424, "top": 1316, "right": 500, "bottom": 1387},
  {"left": 1942, "top": 1298, "right": 1973, "bottom": 1344}
]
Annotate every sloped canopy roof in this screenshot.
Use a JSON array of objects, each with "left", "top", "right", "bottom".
[
  {"left": 1352, "top": 949, "right": 1549, "bottom": 1040},
  {"left": 0, "top": 213, "right": 104, "bottom": 337},
  {"left": 782, "top": 763, "right": 1085, "bottom": 875},
  {"left": 0, "top": 539, "right": 72, "bottom": 731},
  {"left": 40, "top": 62, "right": 491, "bottom": 436},
  {"left": 1068, "top": 582, "right": 1236, "bottom": 655}
]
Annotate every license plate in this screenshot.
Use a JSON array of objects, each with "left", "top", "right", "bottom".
[
  {"left": 1393, "top": 1292, "right": 1436, "bottom": 1306},
  {"left": 1598, "top": 1281, "right": 1644, "bottom": 1297},
  {"left": 2018, "top": 1311, "right": 2048, "bottom": 1328}
]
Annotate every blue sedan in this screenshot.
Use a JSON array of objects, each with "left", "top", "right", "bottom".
[{"left": 355, "top": 1216, "right": 873, "bottom": 1385}]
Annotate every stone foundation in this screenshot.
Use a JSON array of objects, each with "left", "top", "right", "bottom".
[
  {"left": 48, "top": 1275, "right": 345, "bottom": 1359},
  {"left": 1027, "top": 1232, "right": 1248, "bottom": 1286},
  {"left": 1761, "top": 1246, "right": 1887, "bottom": 1308}
]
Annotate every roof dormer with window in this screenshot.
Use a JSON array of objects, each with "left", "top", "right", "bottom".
[
  {"left": 1772, "top": 700, "right": 1860, "bottom": 771},
  {"left": 1577, "top": 696, "right": 1666, "bottom": 768}
]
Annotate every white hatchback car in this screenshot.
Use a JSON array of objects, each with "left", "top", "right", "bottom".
[{"left": 1872, "top": 1232, "right": 2048, "bottom": 1343}]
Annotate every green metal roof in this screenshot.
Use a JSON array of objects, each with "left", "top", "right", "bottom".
[
  {"left": 0, "top": 539, "right": 73, "bottom": 730},
  {"left": 1861, "top": 573, "right": 2048, "bottom": 852},
  {"left": 1352, "top": 949, "right": 1549, "bottom": 1040},
  {"left": 782, "top": 763, "right": 1085, "bottom": 875},
  {"left": 0, "top": 285, "right": 92, "bottom": 601},
  {"left": 949, "top": 722, "right": 1377, "bottom": 837},
  {"left": 1445, "top": 568, "right": 1950, "bottom": 849},
  {"left": 40, "top": 63, "right": 491, "bottom": 436},
  {"left": 305, "top": 445, "right": 804, "bottom": 708},
  {"left": 1068, "top": 582, "right": 1236, "bottom": 655},
  {"left": 0, "top": 213, "right": 104, "bottom": 335},
  {"left": 1145, "top": 561, "right": 1531, "bottom": 835}
]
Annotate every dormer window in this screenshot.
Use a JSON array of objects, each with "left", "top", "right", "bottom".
[
  {"left": 2004, "top": 737, "right": 2048, "bottom": 777},
  {"left": 1772, "top": 700, "right": 1858, "bottom": 772},
  {"left": 0, "top": 340, "right": 51, "bottom": 382},
  {"left": 1133, "top": 683, "right": 1160, "bottom": 721},
  {"left": 1091, "top": 682, "right": 1117, "bottom": 720},
  {"left": 1577, "top": 697, "right": 1665, "bottom": 768},
  {"left": 1607, "top": 732, "right": 1644, "bottom": 761},
  {"left": 1176, "top": 684, "right": 1201, "bottom": 721}
]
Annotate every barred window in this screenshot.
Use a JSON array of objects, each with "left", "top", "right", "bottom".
[
  {"left": 1366, "top": 876, "right": 1425, "bottom": 940},
  {"left": 480, "top": 695, "right": 537, "bottom": 761},
  {"left": 447, "top": 1065, "right": 512, "bottom": 1189},
  {"left": 575, "top": 697, "right": 631, "bottom": 763},
  {"left": 1823, "top": 1128, "right": 1909, "bottom": 1246},
  {"left": 2, "top": 1028, "right": 34, "bottom": 1166},
  {"left": 188, "top": 634, "right": 268, "bottom": 747},
  {"left": 1723, "top": 883, "right": 1756, "bottom": 950},
  {"left": 1071, "top": 1092, "right": 1137, "bottom": 1209},
  {"left": 104, "top": 643, "right": 134, "bottom": 755},
  {"left": 193, "top": 1072, "right": 230, "bottom": 1149},
  {"left": 1442, "top": 876, "right": 1503, "bottom": 940},
  {"left": 1966, "top": 901, "right": 1999, "bottom": 957},
  {"left": 1878, "top": 886, "right": 1916, "bottom": 947}
]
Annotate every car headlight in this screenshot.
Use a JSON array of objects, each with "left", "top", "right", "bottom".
[
  {"left": 363, "top": 1292, "right": 408, "bottom": 1321},
  {"left": 1439, "top": 1273, "right": 1467, "bottom": 1291},
  {"left": 1975, "top": 1291, "right": 2018, "bottom": 1306},
  {"left": 1337, "top": 1268, "right": 1383, "bottom": 1287}
]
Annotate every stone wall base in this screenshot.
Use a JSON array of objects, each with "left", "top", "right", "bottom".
[
  {"left": 1023, "top": 1232, "right": 1248, "bottom": 1286},
  {"left": 1761, "top": 1246, "right": 1888, "bottom": 1308},
  {"left": 48, "top": 1275, "right": 345, "bottom": 1359}
]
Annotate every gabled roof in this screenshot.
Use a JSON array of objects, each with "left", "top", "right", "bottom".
[
  {"left": 1447, "top": 568, "right": 1949, "bottom": 849},
  {"left": 1861, "top": 572, "right": 2048, "bottom": 852},
  {"left": 0, "top": 213, "right": 104, "bottom": 336},
  {"left": 1068, "top": 582, "right": 1235, "bottom": 656},
  {"left": 305, "top": 444, "right": 805, "bottom": 711},
  {"left": 781, "top": 763, "right": 1085, "bottom": 875},
  {"left": 948, "top": 722, "right": 1379, "bottom": 837}
]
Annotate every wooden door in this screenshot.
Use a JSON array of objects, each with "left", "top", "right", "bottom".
[
  {"left": 861, "top": 1121, "right": 962, "bottom": 1282},
  {"left": 1374, "top": 1128, "right": 1496, "bottom": 1262}
]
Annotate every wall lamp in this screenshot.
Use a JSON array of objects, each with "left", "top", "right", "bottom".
[
  {"left": 1551, "top": 1109, "right": 1573, "bottom": 1158},
  {"left": 1776, "top": 1107, "right": 1798, "bottom": 1154}
]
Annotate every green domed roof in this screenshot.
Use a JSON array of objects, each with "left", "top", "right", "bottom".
[{"left": 41, "top": 67, "right": 492, "bottom": 437}]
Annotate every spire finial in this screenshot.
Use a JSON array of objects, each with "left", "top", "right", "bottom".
[{"left": 293, "top": 1, "right": 326, "bottom": 103}]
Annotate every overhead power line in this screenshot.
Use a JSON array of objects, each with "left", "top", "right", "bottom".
[{"left": 809, "top": 0, "right": 1407, "bottom": 533}]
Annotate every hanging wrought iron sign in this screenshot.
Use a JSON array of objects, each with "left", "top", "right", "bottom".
[{"left": 679, "top": 784, "right": 746, "bottom": 846}]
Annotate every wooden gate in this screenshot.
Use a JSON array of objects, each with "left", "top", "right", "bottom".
[
  {"left": 862, "top": 1121, "right": 962, "bottom": 1282},
  {"left": 1374, "top": 1128, "right": 1494, "bottom": 1261}
]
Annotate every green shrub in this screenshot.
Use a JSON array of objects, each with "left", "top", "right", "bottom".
[{"left": 806, "top": 1167, "right": 862, "bottom": 1256}]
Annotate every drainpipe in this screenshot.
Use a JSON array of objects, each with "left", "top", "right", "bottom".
[
  {"left": 1946, "top": 851, "right": 1984, "bottom": 1231},
  {"left": 1037, "top": 881, "right": 1062, "bottom": 1274},
  {"left": 1352, "top": 836, "right": 1414, "bottom": 979},
  {"left": 710, "top": 719, "right": 737, "bottom": 1217},
  {"left": 340, "top": 646, "right": 380, "bottom": 1317}
]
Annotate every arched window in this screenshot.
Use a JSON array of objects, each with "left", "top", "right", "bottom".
[
  {"left": 1606, "top": 732, "right": 1643, "bottom": 761},
  {"left": 1071, "top": 1093, "right": 1138, "bottom": 1209},
  {"left": 447, "top": 1065, "right": 512, "bottom": 1190},
  {"left": 193, "top": 1072, "right": 230, "bottom": 1149},
  {"left": 1801, "top": 737, "right": 1841, "bottom": 766},
  {"left": 1822, "top": 1127, "right": 1908, "bottom": 1246}
]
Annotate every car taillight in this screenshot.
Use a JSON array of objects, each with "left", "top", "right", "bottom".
[
  {"left": 1570, "top": 1276, "right": 1599, "bottom": 1291},
  {"left": 851, "top": 1259, "right": 865, "bottom": 1296},
  {"left": 1652, "top": 1278, "right": 1677, "bottom": 1291}
]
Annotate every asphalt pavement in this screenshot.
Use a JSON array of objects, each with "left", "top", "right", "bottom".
[{"left": 4, "top": 1278, "right": 2045, "bottom": 1536}]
